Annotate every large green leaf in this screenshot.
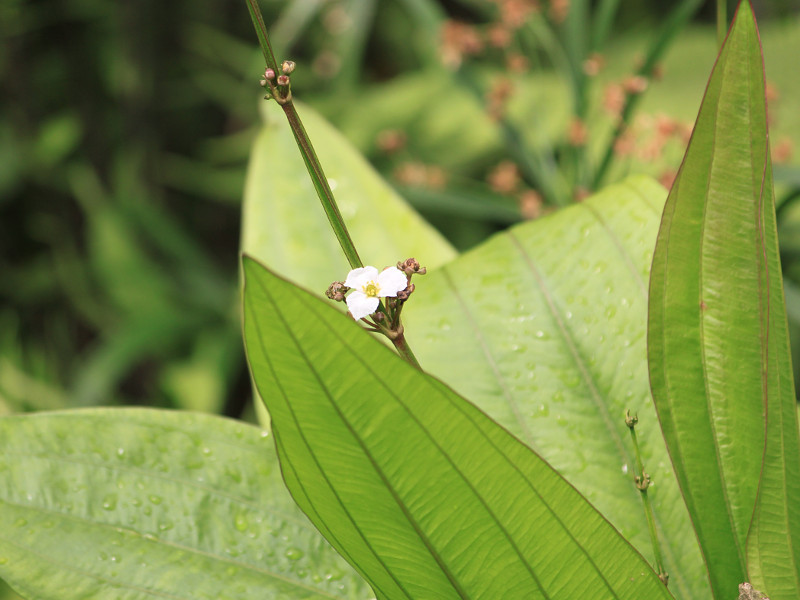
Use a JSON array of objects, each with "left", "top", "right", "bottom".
[
  {"left": 242, "top": 257, "right": 674, "bottom": 600},
  {"left": 402, "top": 175, "right": 707, "bottom": 599},
  {"left": 0, "top": 409, "right": 370, "bottom": 600},
  {"left": 241, "top": 101, "right": 456, "bottom": 293},
  {"left": 648, "top": 3, "right": 800, "bottom": 599}
]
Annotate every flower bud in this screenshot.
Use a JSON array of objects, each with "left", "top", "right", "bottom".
[
  {"left": 281, "top": 60, "right": 296, "bottom": 74},
  {"left": 396, "top": 283, "right": 415, "bottom": 301},
  {"left": 325, "top": 281, "right": 348, "bottom": 302},
  {"left": 397, "top": 257, "right": 426, "bottom": 276}
]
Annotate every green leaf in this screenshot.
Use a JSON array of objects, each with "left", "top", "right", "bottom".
[
  {"left": 401, "top": 175, "right": 708, "bottom": 599},
  {"left": 242, "top": 257, "right": 674, "bottom": 600},
  {"left": 241, "top": 101, "right": 456, "bottom": 293},
  {"left": 647, "top": 3, "right": 800, "bottom": 599},
  {"left": 0, "top": 409, "right": 371, "bottom": 600}
]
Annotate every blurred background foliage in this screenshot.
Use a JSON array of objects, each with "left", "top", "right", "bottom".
[
  {"left": 1, "top": 0, "right": 799, "bottom": 595},
  {"left": 2, "top": 0, "right": 800, "bottom": 467}
]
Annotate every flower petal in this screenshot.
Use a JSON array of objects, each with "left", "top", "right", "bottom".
[
  {"left": 376, "top": 267, "right": 408, "bottom": 297},
  {"left": 346, "top": 291, "right": 380, "bottom": 320},
  {"left": 344, "top": 266, "right": 379, "bottom": 289}
]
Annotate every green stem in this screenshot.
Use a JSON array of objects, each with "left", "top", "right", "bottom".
[
  {"left": 716, "top": 0, "right": 727, "bottom": 49},
  {"left": 245, "top": 0, "right": 422, "bottom": 368},
  {"left": 627, "top": 414, "right": 668, "bottom": 584},
  {"left": 246, "top": 0, "right": 362, "bottom": 270},
  {"left": 592, "top": 0, "right": 703, "bottom": 190},
  {"left": 281, "top": 103, "right": 363, "bottom": 269},
  {"left": 452, "top": 67, "right": 567, "bottom": 206},
  {"left": 245, "top": 0, "right": 278, "bottom": 72}
]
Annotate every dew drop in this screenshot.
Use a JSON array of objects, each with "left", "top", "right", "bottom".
[
  {"left": 235, "top": 514, "right": 248, "bottom": 532},
  {"left": 102, "top": 494, "right": 118, "bottom": 511},
  {"left": 285, "top": 547, "right": 304, "bottom": 561},
  {"left": 621, "top": 463, "right": 629, "bottom": 475}
]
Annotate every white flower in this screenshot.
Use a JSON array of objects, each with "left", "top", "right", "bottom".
[{"left": 344, "top": 266, "right": 408, "bottom": 320}]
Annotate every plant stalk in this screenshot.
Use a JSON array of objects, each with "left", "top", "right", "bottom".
[
  {"left": 592, "top": 0, "right": 703, "bottom": 190},
  {"left": 246, "top": 0, "right": 362, "bottom": 270},
  {"left": 281, "top": 103, "right": 363, "bottom": 269},
  {"left": 246, "top": 0, "right": 279, "bottom": 72},
  {"left": 626, "top": 412, "right": 668, "bottom": 585},
  {"left": 391, "top": 330, "right": 421, "bottom": 370},
  {"left": 246, "top": 0, "right": 424, "bottom": 368}
]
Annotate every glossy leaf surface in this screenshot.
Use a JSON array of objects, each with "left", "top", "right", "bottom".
[
  {"left": 402, "top": 175, "right": 707, "bottom": 599},
  {"left": 0, "top": 409, "right": 371, "bottom": 599},
  {"left": 241, "top": 101, "right": 456, "bottom": 293},
  {"left": 648, "top": 3, "right": 800, "bottom": 599},
  {"left": 242, "top": 257, "right": 674, "bottom": 600}
]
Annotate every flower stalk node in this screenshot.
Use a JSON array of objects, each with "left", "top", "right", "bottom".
[
  {"left": 327, "top": 261, "right": 425, "bottom": 368},
  {"left": 260, "top": 61, "right": 295, "bottom": 105}
]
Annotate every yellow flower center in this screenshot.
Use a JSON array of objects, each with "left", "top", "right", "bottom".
[{"left": 364, "top": 282, "right": 380, "bottom": 297}]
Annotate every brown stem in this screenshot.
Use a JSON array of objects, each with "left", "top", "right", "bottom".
[{"left": 391, "top": 329, "right": 421, "bottom": 370}]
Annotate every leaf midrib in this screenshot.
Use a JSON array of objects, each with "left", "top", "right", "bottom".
[{"left": 247, "top": 272, "right": 417, "bottom": 600}]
